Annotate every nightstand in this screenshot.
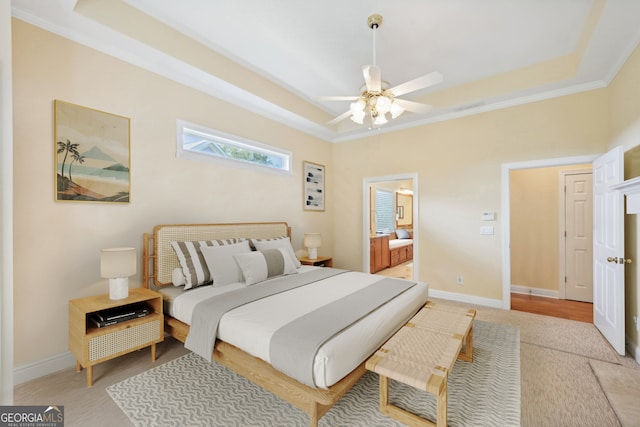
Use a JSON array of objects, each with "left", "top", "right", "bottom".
[
  {"left": 68, "top": 287, "right": 164, "bottom": 386},
  {"left": 299, "top": 256, "right": 333, "bottom": 267}
]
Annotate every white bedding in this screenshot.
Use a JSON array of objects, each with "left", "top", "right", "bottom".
[{"left": 160, "top": 266, "right": 428, "bottom": 388}]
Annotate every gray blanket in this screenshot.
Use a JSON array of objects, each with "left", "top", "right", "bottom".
[
  {"left": 269, "top": 277, "right": 416, "bottom": 387},
  {"left": 185, "top": 268, "right": 347, "bottom": 360}
]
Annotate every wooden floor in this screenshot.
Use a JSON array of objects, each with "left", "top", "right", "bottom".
[
  {"left": 376, "top": 261, "right": 413, "bottom": 280},
  {"left": 377, "top": 263, "right": 593, "bottom": 323},
  {"left": 511, "top": 293, "right": 593, "bottom": 323}
]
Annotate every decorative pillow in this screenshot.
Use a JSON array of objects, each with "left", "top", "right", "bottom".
[
  {"left": 233, "top": 248, "right": 298, "bottom": 286},
  {"left": 172, "top": 267, "right": 186, "bottom": 287},
  {"left": 396, "top": 229, "right": 411, "bottom": 239},
  {"left": 250, "top": 236, "right": 301, "bottom": 268},
  {"left": 200, "top": 240, "right": 252, "bottom": 287},
  {"left": 170, "top": 238, "right": 245, "bottom": 290}
]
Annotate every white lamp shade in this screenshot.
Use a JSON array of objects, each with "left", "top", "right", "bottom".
[
  {"left": 304, "top": 233, "right": 322, "bottom": 249},
  {"left": 304, "top": 233, "right": 321, "bottom": 260},
  {"left": 100, "top": 247, "right": 137, "bottom": 278}
]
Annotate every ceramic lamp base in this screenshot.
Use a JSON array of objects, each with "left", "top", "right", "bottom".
[
  {"left": 109, "top": 277, "right": 129, "bottom": 300},
  {"left": 307, "top": 247, "right": 318, "bottom": 260}
]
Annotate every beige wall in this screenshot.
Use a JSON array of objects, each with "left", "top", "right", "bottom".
[
  {"left": 12, "top": 16, "right": 640, "bottom": 370},
  {"left": 510, "top": 164, "right": 590, "bottom": 293},
  {"left": 333, "top": 91, "right": 609, "bottom": 300},
  {"left": 12, "top": 20, "right": 333, "bottom": 367},
  {"left": 510, "top": 167, "right": 559, "bottom": 291},
  {"left": 611, "top": 43, "right": 640, "bottom": 353}
]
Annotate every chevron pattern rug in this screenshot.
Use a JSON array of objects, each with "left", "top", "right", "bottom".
[{"left": 108, "top": 320, "right": 520, "bottom": 426}]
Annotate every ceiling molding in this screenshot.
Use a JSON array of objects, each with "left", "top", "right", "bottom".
[{"left": 11, "top": 1, "right": 640, "bottom": 144}]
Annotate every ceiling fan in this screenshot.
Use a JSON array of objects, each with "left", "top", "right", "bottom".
[{"left": 317, "top": 14, "right": 443, "bottom": 127}]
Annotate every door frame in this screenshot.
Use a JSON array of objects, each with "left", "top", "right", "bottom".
[
  {"left": 501, "top": 155, "right": 599, "bottom": 310},
  {"left": 558, "top": 168, "right": 593, "bottom": 300},
  {"left": 363, "top": 173, "right": 419, "bottom": 280}
]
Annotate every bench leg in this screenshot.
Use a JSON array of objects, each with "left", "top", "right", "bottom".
[
  {"left": 437, "top": 379, "right": 447, "bottom": 426},
  {"left": 457, "top": 324, "right": 474, "bottom": 362},
  {"left": 378, "top": 375, "right": 446, "bottom": 427}
]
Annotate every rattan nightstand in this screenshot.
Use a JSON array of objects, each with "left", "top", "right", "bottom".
[{"left": 68, "top": 287, "right": 164, "bottom": 386}]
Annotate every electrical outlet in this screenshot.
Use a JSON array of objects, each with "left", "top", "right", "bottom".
[
  {"left": 634, "top": 315, "right": 640, "bottom": 331},
  {"left": 456, "top": 275, "right": 463, "bottom": 285}
]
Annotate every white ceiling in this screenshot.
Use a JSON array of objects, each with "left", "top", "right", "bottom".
[{"left": 11, "top": 0, "right": 640, "bottom": 142}]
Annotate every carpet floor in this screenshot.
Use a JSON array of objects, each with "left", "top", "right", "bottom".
[
  {"left": 14, "top": 301, "right": 639, "bottom": 426},
  {"left": 590, "top": 359, "right": 640, "bottom": 427},
  {"left": 107, "top": 320, "right": 521, "bottom": 427}
]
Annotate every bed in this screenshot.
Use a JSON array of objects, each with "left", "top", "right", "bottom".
[{"left": 142, "top": 222, "right": 428, "bottom": 426}]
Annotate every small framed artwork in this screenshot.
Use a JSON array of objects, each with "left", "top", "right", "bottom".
[
  {"left": 303, "top": 161, "right": 325, "bottom": 211},
  {"left": 54, "top": 100, "right": 131, "bottom": 203}
]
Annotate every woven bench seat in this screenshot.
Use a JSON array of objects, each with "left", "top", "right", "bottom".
[
  {"left": 409, "top": 301, "right": 476, "bottom": 362},
  {"left": 365, "top": 302, "right": 476, "bottom": 427}
]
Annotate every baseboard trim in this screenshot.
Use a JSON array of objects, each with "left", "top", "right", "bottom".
[
  {"left": 625, "top": 335, "right": 640, "bottom": 364},
  {"left": 14, "top": 351, "right": 75, "bottom": 385},
  {"left": 428, "top": 289, "right": 504, "bottom": 309},
  {"left": 510, "top": 284, "right": 559, "bottom": 299}
]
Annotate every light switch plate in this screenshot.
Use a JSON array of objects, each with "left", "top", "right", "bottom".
[{"left": 480, "top": 226, "right": 494, "bottom": 235}]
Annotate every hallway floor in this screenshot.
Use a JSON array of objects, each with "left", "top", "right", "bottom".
[{"left": 511, "top": 292, "right": 593, "bottom": 323}]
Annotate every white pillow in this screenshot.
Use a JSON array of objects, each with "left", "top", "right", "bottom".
[
  {"left": 233, "top": 248, "right": 298, "bottom": 286},
  {"left": 251, "top": 237, "right": 301, "bottom": 268},
  {"left": 200, "top": 240, "right": 252, "bottom": 287},
  {"left": 172, "top": 267, "right": 186, "bottom": 287},
  {"left": 170, "top": 238, "right": 245, "bottom": 290}
]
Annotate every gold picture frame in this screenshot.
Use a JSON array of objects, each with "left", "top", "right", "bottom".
[
  {"left": 303, "top": 161, "right": 325, "bottom": 211},
  {"left": 54, "top": 100, "right": 131, "bottom": 203}
]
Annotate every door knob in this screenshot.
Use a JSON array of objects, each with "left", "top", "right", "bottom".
[{"left": 607, "top": 257, "right": 618, "bottom": 263}]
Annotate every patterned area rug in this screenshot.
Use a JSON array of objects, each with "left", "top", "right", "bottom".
[{"left": 107, "top": 320, "right": 520, "bottom": 426}]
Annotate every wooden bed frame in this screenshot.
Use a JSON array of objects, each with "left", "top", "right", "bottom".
[{"left": 142, "top": 222, "right": 367, "bottom": 427}]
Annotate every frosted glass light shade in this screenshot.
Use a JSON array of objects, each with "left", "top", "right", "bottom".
[
  {"left": 101, "top": 247, "right": 136, "bottom": 300},
  {"left": 304, "top": 233, "right": 321, "bottom": 260},
  {"left": 374, "top": 113, "right": 388, "bottom": 125},
  {"left": 390, "top": 102, "right": 405, "bottom": 118}
]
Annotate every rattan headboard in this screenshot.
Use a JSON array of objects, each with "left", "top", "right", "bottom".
[{"left": 143, "top": 222, "right": 291, "bottom": 288}]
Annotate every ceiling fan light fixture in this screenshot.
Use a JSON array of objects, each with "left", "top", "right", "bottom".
[
  {"left": 349, "top": 99, "right": 366, "bottom": 115},
  {"left": 374, "top": 113, "right": 388, "bottom": 125},
  {"left": 375, "top": 95, "right": 392, "bottom": 114},
  {"left": 351, "top": 110, "right": 365, "bottom": 124},
  {"left": 319, "top": 14, "right": 440, "bottom": 128},
  {"left": 390, "top": 101, "right": 405, "bottom": 119}
]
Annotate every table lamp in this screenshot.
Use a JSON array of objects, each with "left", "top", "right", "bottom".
[
  {"left": 304, "top": 233, "right": 321, "bottom": 260},
  {"left": 101, "top": 247, "right": 136, "bottom": 300}
]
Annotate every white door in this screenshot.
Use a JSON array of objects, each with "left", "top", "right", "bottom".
[
  {"left": 565, "top": 172, "right": 593, "bottom": 302},
  {"left": 593, "top": 146, "right": 625, "bottom": 355}
]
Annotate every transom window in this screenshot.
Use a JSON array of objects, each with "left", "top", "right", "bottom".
[{"left": 177, "top": 120, "right": 292, "bottom": 174}]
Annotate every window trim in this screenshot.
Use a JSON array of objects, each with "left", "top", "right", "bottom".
[{"left": 176, "top": 120, "right": 292, "bottom": 175}]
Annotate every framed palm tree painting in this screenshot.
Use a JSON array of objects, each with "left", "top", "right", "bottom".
[{"left": 54, "top": 100, "right": 131, "bottom": 203}]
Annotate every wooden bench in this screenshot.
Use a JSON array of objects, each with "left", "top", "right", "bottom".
[{"left": 365, "top": 302, "right": 476, "bottom": 427}]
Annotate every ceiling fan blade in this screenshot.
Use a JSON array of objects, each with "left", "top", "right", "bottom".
[
  {"left": 314, "top": 96, "right": 360, "bottom": 101},
  {"left": 362, "top": 65, "right": 381, "bottom": 93},
  {"left": 389, "top": 71, "right": 443, "bottom": 97},
  {"left": 393, "top": 98, "right": 433, "bottom": 114},
  {"left": 327, "top": 110, "right": 353, "bottom": 126}
]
